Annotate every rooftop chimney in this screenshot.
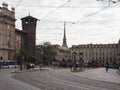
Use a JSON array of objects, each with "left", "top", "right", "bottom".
[
  {"left": 11, "top": 7, "right": 15, "bottom": 12},
  {"left": 2, "top": 2, "right": 8, "bottom": 9}
]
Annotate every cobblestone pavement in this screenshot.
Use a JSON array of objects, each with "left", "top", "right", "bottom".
[
  {"left": 12, "top": 68, "right": 120, "bottom": 90},
  {"left": 72, "top": 68, "right": 120, "bottom": 84},
  {"left": 0, "top": 69, "right": 40, "bottom": 90}
]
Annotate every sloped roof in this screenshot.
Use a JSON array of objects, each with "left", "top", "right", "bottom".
[
  {"left": 21, "top": 15, "right": 38, "bottom": 20},
  {"left": 15, "top": 28, "right": 26, "bottom": 34}
]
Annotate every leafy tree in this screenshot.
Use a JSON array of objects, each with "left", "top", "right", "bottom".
[
  {"left": 41, "top": 42, "right": 56, "bottom": 65},
  {"left": 35, "top": 54, "right": 42, "bottom": 64},
  {"left": 16, "top": 48, "right": 37, "bottom": 63}
]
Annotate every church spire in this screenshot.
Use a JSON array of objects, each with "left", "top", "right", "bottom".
[{"left": 62, "top": 22, "right": 68, "bottom": 47}]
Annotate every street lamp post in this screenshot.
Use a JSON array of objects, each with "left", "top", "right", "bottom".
[
  {"left": 108, "top": 0, "right": 111, "bottom": 6},
  {"left": 20, "top": 33, "right": 23, "bottom": 70},
  {"left": 73, "top": 52, "right": 77, "bottom": 62},
  {"left": 0, "top": 56, "right": 3, "bottom": 69},
  {"left": 79, "top": 51, "right": 84, "bottom": 67},
  {"left": 118, "top": 53, "right": 120, "bottom": 72}
]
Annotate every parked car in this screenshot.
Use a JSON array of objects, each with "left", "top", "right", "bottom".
[
  {"left": 30, "top": 63, "right": 35, "bottom": 68},
  {"left": 113, "top": 64, "right": 119, "bottom": 69},
  {"left": 109, "top": 63, "right": 113, "bottom": 68}
]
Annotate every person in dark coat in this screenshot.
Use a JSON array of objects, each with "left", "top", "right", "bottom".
[{"left": 105, "top": 62, "right": 109, "bottom": 72}]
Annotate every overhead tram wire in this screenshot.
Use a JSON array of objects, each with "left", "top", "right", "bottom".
[
  {"left": 6, "top": 0, "right": 115, "bottom": 8},
  {"left": 62, "top": 1, "right": 120, "bottom": 25},
  {"left": 37, "top": 27, "right": 63, "bottom": 33},
  {"left": 36, "top": 0, "right": 72, "bottom": 34},
  {"left": 15, "top": 0, "right": 24, "bottom": 10},
  {"left": 83, "top": 0, "right": 120, "bottom": 20},
  {"left": 14, "top": 0, "right": 71, "bottom": 33},
  {"left": 36, "top": 18, "right": 120, "bottom": 34},
  {"left": 5, "top": 0, "right": 120, "bottom": 9},
  {"left": 6, "top": 4, "right": 110, "bottom": 8},
  {"left": 15, "top": 0, "right": 120, "bottom": 21},
  {"left": 14, "top": 0, "right": 120, "bottom": 33},
  {"left": 37, "top": 0, "right": 120, "bottom": 25},
  {"left": 38, "top": 0, "right": 71, "bottom": 21}
]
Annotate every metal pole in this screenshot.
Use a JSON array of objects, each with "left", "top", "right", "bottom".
[
  {"left": 20, "top": 33, "right": 23, "bottom": 70},
  {"left": 108, "top": 0, "right": 111, "bottom": 6}
]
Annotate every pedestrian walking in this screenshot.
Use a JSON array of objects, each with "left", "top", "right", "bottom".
[
  {"left": 39, "top": 64, "right": 42, "bottom": 71},
  {"left": 72, "top": 62, "right": 77, "bottom": 72},
  {"left": 70, "top": 63, "right": 72, "bottom": 71},
  {"left": 105, "top": 62, "right": 109, "bottom": 72}
]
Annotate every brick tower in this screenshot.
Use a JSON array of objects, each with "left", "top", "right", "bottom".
[{"left": 21, "top": 15, "right": 37, "bottom": 56}]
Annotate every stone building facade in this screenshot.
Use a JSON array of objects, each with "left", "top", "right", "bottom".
[
  {"left": 15, "top": 28, "right": 26, "bottom": 56},
  {"left": 71, "top": 41, "right": 120, "bottom": 64},
  {"left": 0, "top": 3, "right": 16, "bottom": 60},
  {"left": 0, "top": 3, "right": 37, "bottom": 61}
]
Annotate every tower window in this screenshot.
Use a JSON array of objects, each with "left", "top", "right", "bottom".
[
  {"left": 7, "top": 25, "right": 10, "bottom": 29},
  {"left": 25, "top": 20, "right": 28, "bottom": 24},
  {"left": 7, "top": 32, "right": 11, "bottom": 47},
  {"left": 31, "top": 19, "right": 34, "bottom": 23}
]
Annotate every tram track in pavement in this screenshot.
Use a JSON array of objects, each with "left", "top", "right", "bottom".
[{"left": 12, "top": 68, "right": 120, "bottom": 90}]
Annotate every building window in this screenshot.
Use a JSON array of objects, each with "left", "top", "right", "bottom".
[
  {"left": 8, "top": 51, "right": 10, "bottom": 60},
  {"left": 25, "top": 20, "right": 28, "bottom": 24},
  {"left": 7, "top": 32, "right": 10, "bottom": 47},
  {"left": 31, "top": 19, "right": 34, "bottom": 23},
  {"left": 7, "top": 25, "right": 10, "bottom": 29}
]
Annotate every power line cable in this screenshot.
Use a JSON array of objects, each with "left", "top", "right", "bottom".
[
  {"left": 15, "top": 16, "right": 120, "bottom": 23},
  {"left": 84, "top": 7, "right": 109, "bottom": 18},
  {"left": 15, "top": 0, "right": 120, "bottom": 23},
  {"left": 14, "top": 0, "right": 120, "bottom": 34},
  {"left": 36, "top": 18, "right": 120, "bottom": 26},
  {"left": 38, "top": 1, "right": 120, "bottom": 24},
  {"left": 36, "top": 18, "right": 120, "bottom": 34},
  {"left": 39, "top": 0, "right": 71, "bottom": 21},
  {"left": 83, "top": 0, "right": 120, "bottom": 19},
  {"left": 15, "top": 0, "right": 24, "bottom": 10},
  {"left": 75, "top": 19, "right": 120, "bottom": 24},
  {"left": 7, "top": 3, "right": 110, "bottom": 8}
]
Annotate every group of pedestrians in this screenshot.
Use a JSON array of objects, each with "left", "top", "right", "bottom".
[
  {"left": 70, "top": 62, "right": 77, "bottom": 71},
  {"left": 69, "top": 61, "right": 118, "bottom": 72},
  {"left": 105, "top": 62, "right": 120, "bottom": 72}
]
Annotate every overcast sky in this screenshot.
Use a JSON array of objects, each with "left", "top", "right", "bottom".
[{"left": 1, "top": 0, "right": 120, "bottom": 47}]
